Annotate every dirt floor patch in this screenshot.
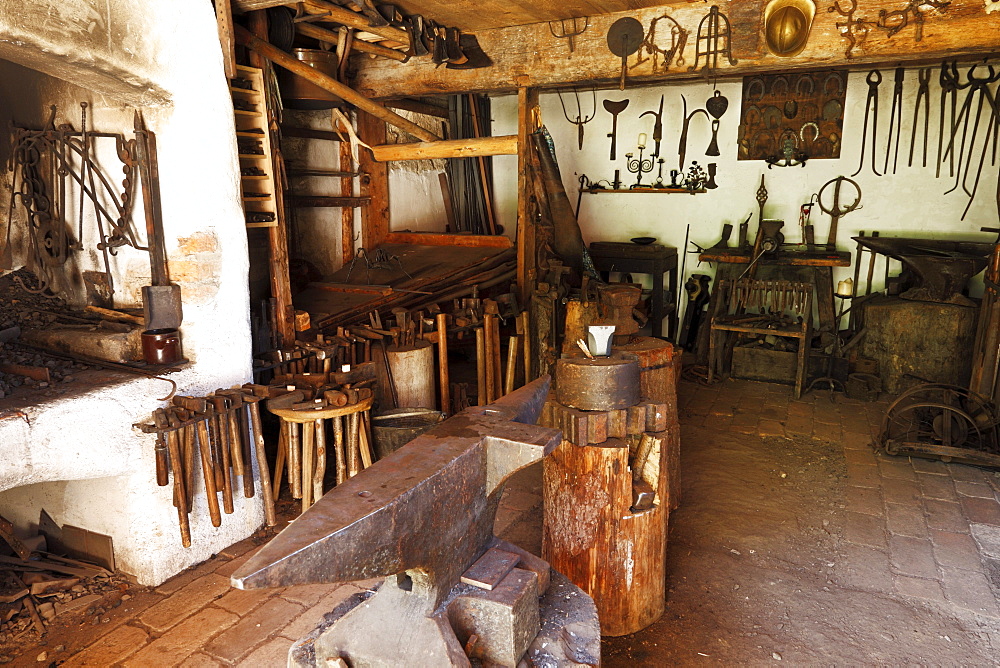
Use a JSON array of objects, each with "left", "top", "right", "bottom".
[{"left": 603, "top": 422, "right": 1000, "bottom": 665}]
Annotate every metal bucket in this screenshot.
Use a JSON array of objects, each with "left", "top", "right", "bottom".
[
  {"left": 372, "top": 408, "right": 444, "bottom": 460},
  {"left": 278, "top": 49, "right": 344, "bottom": 110}
]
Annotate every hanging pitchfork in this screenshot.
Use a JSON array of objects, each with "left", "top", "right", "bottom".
[
  {"left": 549, "top": 17, "right": 589, "bottom": 56},
  {"left": 557, "top": 87, "right": 597, "bottom": 150}
]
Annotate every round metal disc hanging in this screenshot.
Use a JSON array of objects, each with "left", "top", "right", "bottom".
[{"left": 607, "top": 17, "right": 644, "bottom": 56}]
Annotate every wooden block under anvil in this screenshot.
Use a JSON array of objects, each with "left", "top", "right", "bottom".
[
  {"left": 448, "top": 568, "right": 540, "bottom": 667},
  {"left": 461, "top": 547, "right": 520, "bottom": 590}
]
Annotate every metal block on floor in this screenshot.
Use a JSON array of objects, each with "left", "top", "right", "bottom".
[{"left": 447, "top": 568, "right": 539, "bottom": 667}]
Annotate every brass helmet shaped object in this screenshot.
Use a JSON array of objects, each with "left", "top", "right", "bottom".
[{"left": 764, "top": 0, "right": 815, "bottom": 57}]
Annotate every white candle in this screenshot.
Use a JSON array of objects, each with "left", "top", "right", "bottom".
[
  {"left": 638, "top": 133, "right": 647, "bottom": 148},
  {"left": 836, "top": 278, "right": 854, "bottom": 297}
]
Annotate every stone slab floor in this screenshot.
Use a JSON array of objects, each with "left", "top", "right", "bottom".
[{"left": 6, "top": 376, "right": 1000, "bottom": 665}]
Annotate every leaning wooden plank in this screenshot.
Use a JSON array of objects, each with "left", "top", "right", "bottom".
[
  {"left": 309, "top": 283, "right": 393, "bottom": 296},
  {"left": 370, "top": 136, "right": 517, "bottom": 162},
  {"left": 383, "top": 232, "right": 513, "bottom": 249},
  {"left": 288, "top": 196, "right": 371, "bottom": 208},
  {"left": 234, "top": 26, "right": 439, "bottom": 143},
  {"left": 233, "top": 0, "right": 409, "bottom": 44},
  {"left": 296, "top": 22, "right": 407, "bottom": 62},
  {"left": 0, "top": 556, "right": 102, "bottom": 579}
]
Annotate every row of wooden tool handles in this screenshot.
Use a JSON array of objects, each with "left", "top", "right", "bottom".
[
  {"left": 265, "top": 373, "right": 377, "bottom": 513},
  {"left": 137, "top": 385, "right": 276, "bottom": 548}
]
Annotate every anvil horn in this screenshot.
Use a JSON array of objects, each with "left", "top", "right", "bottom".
[{"left": 232, "top": 376, "right": 561, "bottom": 606}]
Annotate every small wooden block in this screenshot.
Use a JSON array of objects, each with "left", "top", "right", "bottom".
[
  {"left": 587, "top": 411, "right": 608, "bottom": 445},
  {"left": 607, "top": 409, "right": 627, "bottom": 439},
  {"left": 627, "top": 405, "right": 646, "bottom": 435},
  {"left": 642, "top": 401, "right": 668, "bottom": 432},
  {"left": 461, "top": 547, "right": 521, "bottom": 591}
]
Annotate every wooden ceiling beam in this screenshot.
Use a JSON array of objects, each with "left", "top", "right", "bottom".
[
  {"left": 352, "top": 0, "right": 1000, "bottom": 99},
  {"left": 233, "top": 0, "right": 409, "bottom": 44},
  {"left": 234, "top": 25, "right": 440, "bottom": 142}
]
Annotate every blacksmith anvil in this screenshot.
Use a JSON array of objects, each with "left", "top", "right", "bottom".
[
  {"left": 853, "top": 236, "right": 993, "bottom": 306},
  {"left": 232, "top": 377, "right": 572, "bottom": 667}
]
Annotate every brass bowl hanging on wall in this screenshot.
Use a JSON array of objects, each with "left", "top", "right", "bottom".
[{"left": 764, "top": 0, "right": 815, "bottom": 57}]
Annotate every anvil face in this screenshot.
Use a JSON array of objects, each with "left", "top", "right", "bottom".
[{"left": 232, "top": 376, "right": 560, "bottom": 605}]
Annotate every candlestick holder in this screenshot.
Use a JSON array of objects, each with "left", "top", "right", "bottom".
[
  {"left": 653, "top": 158, "right": 666, "bottom": 187},
  {"left": 625, "top": 145, "right": 654, "bottom": 189}
]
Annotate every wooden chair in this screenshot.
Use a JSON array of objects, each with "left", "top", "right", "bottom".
[{"left": 707, "top": 278, "right": 813, "bottom": 398}]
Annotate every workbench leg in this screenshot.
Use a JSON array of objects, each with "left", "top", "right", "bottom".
[
  {"left": 651, "top": 268, "right": 665, "bottom": 339},
  {"left": 815, "top": 267, "right": 836, "bottom": 332},
  {"left": 795, "top": 337, "right": 808, "bottom": 400},
  {"left": 668, "top": 266, "right": 678, "bottom": 341}
]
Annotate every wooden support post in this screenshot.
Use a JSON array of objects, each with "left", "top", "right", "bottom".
[
  {"left": 273, "top": 420, "right": 288, "bottom": 496},
  {"left": 505, "top": 335, "right": 519, "bottom": 395},
  {"left": 347, "top": 413, "right": 361, "bottom": 478},
  {"left": 313, "top": 419, "right": 326, "bottom": 503},
  {"left": 234, "top": 25, "right": 439, "bottom": 143},
  {"left": 483, "top": 318, "right": 497, "bottom": 404},
  {"left": 215, "top": 0, "right": 237, "bottom": 79},
  {"left": 246, "top": 11, "right": 295, "bottom": 348},
  {"left": 248, "top": 400, "right": 277, "bottom": 526},
  {"left": 334, "top": 416, "right": 347, "bottom": 485},
  {"left": 339, "top": 139, "right": 355, "bottom": 265},
  {"left": 516, "top": 87, "right": 539, "bottom": 308},
  {"left": 289, "top": 421, "right": 302, "bottom": 499},
  {"left": 476, "top": 326, "right": 487, "bottom": 406},
  {"left": 437, "top": 313, "right": 450, "bottom": 415},
  {"left": 490, "top": 315, "right": 502, "bottom": 399},
  {"left": 520, "top": 311, "right": 532, "bottom": 383},
  {"left": 357, "top": 113, "right": 390, "bottom": 251},
  {"left": 301, "top": 420, "right": 314, "bottom": 511}
]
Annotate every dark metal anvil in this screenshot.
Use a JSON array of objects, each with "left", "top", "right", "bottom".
[
  {"left": 232, "top": 377, "right": 561, "bottom": 665},
  {"left": 853, "top": 236, "right": 993, "bottom": 306}
]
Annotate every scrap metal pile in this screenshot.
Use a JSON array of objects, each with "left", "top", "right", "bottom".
[{"left": 0, "top": 515, "right": 130, "bottom": 651}]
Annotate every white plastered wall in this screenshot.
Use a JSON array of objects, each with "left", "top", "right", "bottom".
[
  {"left": 0, "top": 0, "right": 261, "bottom": 585},
  {"left": 491, "top": 69, "right": 1000, "bottom": 320}
]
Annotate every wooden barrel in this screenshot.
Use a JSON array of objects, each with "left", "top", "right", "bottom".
[
  {"left": 385, "top": 341, "right": 436, "bottom": 409},
  {"left": 616, "top": 337, "right": 682, "bottom": 510},
  {"left": 542, "top": 435, "right": 668, "bottom": 636}
]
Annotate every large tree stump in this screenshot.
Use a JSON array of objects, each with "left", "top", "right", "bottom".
[
  {"left": 542, "top": 435, "right": 669, "bottom": 636},
  {"left": 617, "top": 337, "right": 682, "bottom": 510}
]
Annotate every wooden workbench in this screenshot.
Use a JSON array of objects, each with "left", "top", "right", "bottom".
[{"left": 295, "top": 241, "right": 515, "bottom": 328}]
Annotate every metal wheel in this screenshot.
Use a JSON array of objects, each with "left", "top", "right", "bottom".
[{"left": 879, "top": 383, "right": 1000, "bottom": 467}]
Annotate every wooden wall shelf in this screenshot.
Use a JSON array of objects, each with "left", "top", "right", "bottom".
[
  {"left": 289, "top": 195, "right": 371, "bottom": 208},
  {"left": 582, "top": 188, "right": 706, "bottom": 195}
]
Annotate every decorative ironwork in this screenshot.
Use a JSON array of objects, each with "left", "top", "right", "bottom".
[
  {"left": 739, "top": 70, "right": 847, "bottom": 163},
  {"left": 5, "top": 104, "right": 143, "bottom": 298},
  {"left": 828, "top": 0, "right": 950, "bottom": 59},
  {"left": 636, "top": 13, "right": 688, "bottom": 74},
  {"left": 687, "top": 5, "right": 738, "bottom": 77},
  {"left": 625, "top": 144, "right": 655, "bottom": 188}
]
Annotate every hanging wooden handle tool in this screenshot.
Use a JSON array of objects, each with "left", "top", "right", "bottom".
[
  {"left": 155, "top": 410, "right": 190, "bottom": 548},
  {"left": 234, "top": 25, "right": 439, "bottom": 143}
]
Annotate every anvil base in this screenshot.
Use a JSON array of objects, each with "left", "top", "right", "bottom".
[{"left": 288, "top": 566, "right": 600, "bottom": 668}]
